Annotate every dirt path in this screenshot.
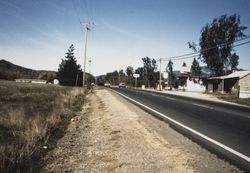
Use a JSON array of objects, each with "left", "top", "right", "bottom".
[{"left": 41, "top": 88, "right": 242, "bottom": 173}]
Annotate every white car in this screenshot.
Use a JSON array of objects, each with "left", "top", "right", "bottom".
[
  {"left": 118, "top": 83, "right": 127, "bottom": 88},
  {"left": 104, "top": 83, "right": 111, "bottom": 87}
]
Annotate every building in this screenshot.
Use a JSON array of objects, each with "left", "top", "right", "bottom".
[
  {"left": 53, "top": 79, "right": 59, "bottom": 85},
  {"left": 15, "top": 79, "right": 47, "bottom": 84},
  {"left": 179, "top": 63, "right": 190, "bottom": 87},
  {"left": 206, "top": 71, "right": 250, "bottom": 98}
]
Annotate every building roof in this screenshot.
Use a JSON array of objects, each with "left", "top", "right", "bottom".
[{"left": 208, "top": 71, "right": 250, "bottom": 80}]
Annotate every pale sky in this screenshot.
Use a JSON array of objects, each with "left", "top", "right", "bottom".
[{"left": 0, "top": 0, "right": 250, "bottom": 76}]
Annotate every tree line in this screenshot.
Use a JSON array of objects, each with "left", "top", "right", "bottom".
[{"left": 58, "top": 14, "right": 247, "bottom": 87}]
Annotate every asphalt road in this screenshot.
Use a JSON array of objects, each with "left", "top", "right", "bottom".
[{"left": 111, "top": 87, "right": 250, "bottom": 171}]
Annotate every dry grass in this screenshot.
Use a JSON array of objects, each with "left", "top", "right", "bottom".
[
  {"left": 218, "top": 96, "right": 250, "bottom": 106},
  {"left": 207, "top": 92, "right": 250, "bottom": 106},
  {"left": 0, "top": 80, "right": 84, "bottom": 172}
]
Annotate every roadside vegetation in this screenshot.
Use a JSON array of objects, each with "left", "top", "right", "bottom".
[
  {"left": 0, "top": 80, "right": 85, "bottom": 172},
  {"left": 102, "top": 14, "right": 248, "bottom": 93},
  {"left": 213, "top": 93, "right": 250, "bottom": 106}
]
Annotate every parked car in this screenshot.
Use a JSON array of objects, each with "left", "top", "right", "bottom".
[
  {"left": 118, "top": 83, "right": 127, "bottom": 88},
  {"left": 104, "top": 83, "right": 111, "bottom": 87}
]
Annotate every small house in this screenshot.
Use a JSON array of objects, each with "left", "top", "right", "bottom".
[{"left": 206, "top": 71, "right": 250, "bottom": 98}]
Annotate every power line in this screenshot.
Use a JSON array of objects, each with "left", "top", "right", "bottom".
[
  {"left": 88, "top": 0, "right": 94, "bottom": 22},
  {"left": 161, "top": 36, "right": 250, "bottom": 62},
  {"left": 83, "top": 0, "right": 90, "bottom": 22},
  {"left": 232, "top": 40, "right": 250, "bottom": 48},
  {"left": 162, "top": 39, "right": 250, "bottom": 63},
  {"left": 71, "top": 0, "right": 82, "bottom": 23}
]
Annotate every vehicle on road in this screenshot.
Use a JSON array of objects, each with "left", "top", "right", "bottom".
[
  {"left": 104, "top": 82, "right": 111, "bottom": 87},
  {"left": 118, "top": 83, "right": 127, "bottom": 88}
]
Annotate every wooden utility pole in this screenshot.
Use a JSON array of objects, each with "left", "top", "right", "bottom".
[{"left": 82, "top": 22, "right": 94, "bottom": 89}]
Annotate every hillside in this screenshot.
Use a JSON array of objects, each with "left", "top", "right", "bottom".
[{"left": 0, "top": 59, "right": 56, "bottom": 81}]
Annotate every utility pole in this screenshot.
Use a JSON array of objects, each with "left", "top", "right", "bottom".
[
  {"left": 82, "top": 22, "right": 94, "bottom": 89},
  {"left": 159, "top": 58, "right": 162, "bottom": 91}
]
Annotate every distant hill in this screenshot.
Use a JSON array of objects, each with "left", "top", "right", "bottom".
[{"left": 0, "top": 59, "right": 57, "bottom": 81}]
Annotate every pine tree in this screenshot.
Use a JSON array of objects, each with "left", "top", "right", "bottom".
[
  {"left": 57, "top": 44, "right": 82, "bottom": 86},
  {"left": 191, "top": 58, "right": 201, "bottom": 77},
  {"left": 182, "top": 62, "right": 187, "bottom": 67}
]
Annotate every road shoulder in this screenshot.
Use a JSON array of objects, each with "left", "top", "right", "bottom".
[{"left": 41, "top": 88, "right": 242, "bottom": 172}]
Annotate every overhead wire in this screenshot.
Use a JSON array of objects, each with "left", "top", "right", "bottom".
[
  {"left": 232, "top": 40, "right": 250, "bottom": 48},
  {"left": 83, "top": 0, "right": 90, "bottom": 22},
  {"left": 71, "top": 0, "right": 82, "bottom": 24},
  {"left": 161, "top": 35, "right": 250, "bottom": 62},
  {"left": 89, "top": 0, "right": 94, "bottom": 22}
]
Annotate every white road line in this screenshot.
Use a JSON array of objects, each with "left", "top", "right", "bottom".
[
  {"left": 113, "top": 90, "right": 250, "bottom": 163},
  {"left": 165, "top": 97, "right": 177, "bottom": 101},
  {"left": 192, "top": 103, "right": 212, "bottom": 109}
]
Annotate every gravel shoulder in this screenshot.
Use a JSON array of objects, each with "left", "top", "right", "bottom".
[{"left": 41, "top": 88, "right": 242, "bottom": 173}]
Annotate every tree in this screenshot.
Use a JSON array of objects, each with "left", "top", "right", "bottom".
[
  {"left": 126, "top": 66, "right": 133, "bottom": 77},
  {"left": 106, "top": 70, "right": 120, "bottom": 85},
  {"left": 142, "top": 57, "right": 157, "bottom": 87},
  {"left": 126, "top": 66, "right": 134, "bottom": 86},
  {"left": 57, "top": 44, "right": 82, "bottom": 86},
  {"left": 118, "top": 69, "right": 126, "bottom": 83},
  {"left": 191, "top": 58, "right": 201, "bottom": 77},
  {"left": 188, "top": 14, "right": 247, "bottom": 76},
  {"left": 230, "top": 53, "right": 239, "bottom": 71},
  {"left": 166, "top": 60, "right": 175, "bottom": 88},
  {"left": 135, "top": 67, "right": 144, "bottom": 79}
]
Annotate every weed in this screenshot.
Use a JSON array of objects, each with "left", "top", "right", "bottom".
[{"left": 0, "top": 80, "right": 85, "bottom": 172}]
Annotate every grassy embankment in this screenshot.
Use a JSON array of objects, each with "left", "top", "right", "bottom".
[
  {"left": 0, "top": 80, "right": 85, "bottom": 172},
  {"left": 210, "top": 93, "right": 250, "bottom": 106},
  {"left": 219, "top": 96, "right": 250, "bottom": 106}
]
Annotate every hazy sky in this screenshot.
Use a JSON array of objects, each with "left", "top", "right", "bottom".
[{"left": 0, "top": 0, "right": 250, "bottom": 76}]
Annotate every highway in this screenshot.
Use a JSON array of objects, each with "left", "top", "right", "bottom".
[{"left": 111, "top": 87, "right": 250, "bottom": 171}]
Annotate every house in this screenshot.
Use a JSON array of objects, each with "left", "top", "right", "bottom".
[
  {"left": 53, "top": 79, "right": 59, "bottom": 85},
  {"left": 179, "top": 64, "right": 190, "bottom": 87},
  {"left": 15, "top": 79, "right": 47, "bottom": 84},
  {"left": 173, "top": 67, "right": 205, "bottom": 92},
  {"left": 206, "top": 71, "right": 250, "bottom": 98}
]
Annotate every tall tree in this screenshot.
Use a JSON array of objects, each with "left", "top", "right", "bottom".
[
  {"left": 230, "top": 53, "right": 239, "bottom": 71},
  {"left": 191, "top": 58, "right": 201, "bottom": 77},
  {"left": 126, "top": 66, "right": 134, "bottom": 77},
  {"left": 135, "top": 67, "right": 144, "bottom": 79},
  {"left": 57, "top": 44, "right": 82, "bottom": 86},
  {"left": 126, "top": 66, "right": 134, "bottom": 85},
  {"left": 166, "top": 60, "right": 175, "bottom": 88},
  {"left": 106, "top": 70, "right": 119, "bottom": 85},
  {"left": 142, "top": 57, "right": 157, "bottom": 87},
  {"left": 188, "top": 14, "right": 247, "bottom": 76},
  {"left": 118, "top": 69, "right": 126, "bottom": 83}
]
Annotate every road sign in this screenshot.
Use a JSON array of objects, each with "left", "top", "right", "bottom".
[{"left": 133, "top": 74, "right": 140, "bottom": 78}]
